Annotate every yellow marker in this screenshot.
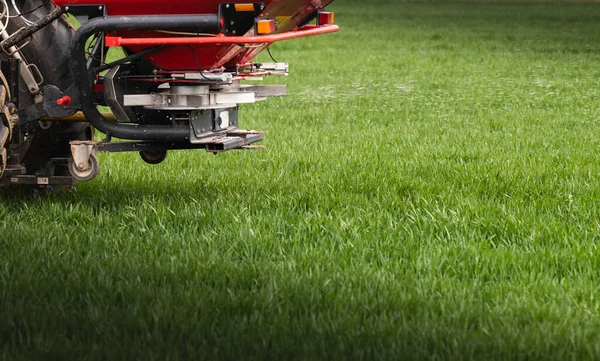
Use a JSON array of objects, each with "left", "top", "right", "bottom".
[
  {"left": 235, "top": 4, "right": 255, "bottom": 12},
  {"left": 256, "top": 19, "right": 277, "bottom": 35}
]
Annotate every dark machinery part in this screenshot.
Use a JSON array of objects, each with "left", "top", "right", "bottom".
[
  {"left": 140, "top": 148, "right": 167, "bottom": 165},
  {"left": 2, "top": 0, "right": 93, "bottom": 186},
  {"left": 70, "top": 14, "right": 219, "bottom": 141},
  {"left": 218, "top": 2, "right": 265, "bottom": 35},
  {"left": 0, "top": 6, "right": 66, "bottom": 51}
]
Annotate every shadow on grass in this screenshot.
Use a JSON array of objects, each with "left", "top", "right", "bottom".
[{"left": 0, "top": 176, "right": 229, "bottom": 209}]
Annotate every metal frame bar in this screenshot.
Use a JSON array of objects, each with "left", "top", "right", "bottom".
[
  {"left": 95, "top": 130, "right": 264, "bottom": 153},
  {"left": 0, "top": 175, "right": 76, "bottom": 186},
  {"left": 104, "top": 25, "right": 340, "bottom": 47}
]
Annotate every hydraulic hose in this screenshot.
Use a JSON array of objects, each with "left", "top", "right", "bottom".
[{"left": 70, "top": 14, "right": 219, "bottom": 141}]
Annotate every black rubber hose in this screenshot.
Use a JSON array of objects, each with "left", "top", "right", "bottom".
[
  {"left": 70, "top": 14, "right": 219, "bottom": 141},
  {"left": 94, "top": 45, "right": 166, "bottom": 73}
]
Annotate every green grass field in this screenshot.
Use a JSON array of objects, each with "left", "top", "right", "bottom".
[{"left": 3, "top": 1, "right": 600, "bottom": 360}]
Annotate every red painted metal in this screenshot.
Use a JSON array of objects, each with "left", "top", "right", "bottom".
[
  {"left": 105, "top": 25, "right": 339, "bottom": 47},
  {"left": 53, "top": 0, "right": 337, "bottom": 70},
  {"left": 318, "top": 11, "right": 334, "bottom": 25},
  {"left": 53, "top": 0, "right": 227, "bottom": 16},
  {"left": 52, "top": 0, "right": 334, "bottom": 21}
]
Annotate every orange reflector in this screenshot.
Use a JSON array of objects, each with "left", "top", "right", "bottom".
[
  {"left": 235, "top": 4, "right": 255, "bottom": 12},
  {"left": 256, "top": 19, "right": 277, "bottom": 35},
  {"left": 318, "top": 11, "right": 335, "bottom": 25}
]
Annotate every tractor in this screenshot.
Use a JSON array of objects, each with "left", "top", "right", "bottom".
[{"left": 0, "top": 0, "right": 337, "bottom": 187}]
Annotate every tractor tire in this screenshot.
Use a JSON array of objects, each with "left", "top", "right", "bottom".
[{"left": 4, "top": 0, "right": 92, "bottom": 181}]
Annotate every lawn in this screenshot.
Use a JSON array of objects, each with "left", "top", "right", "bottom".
[{"left": 3, "top": 1, "right": 600, "bottom": 360}]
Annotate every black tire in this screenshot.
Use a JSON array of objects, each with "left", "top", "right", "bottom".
[
  {"left": 140, "top": 149, "right": 168, "bottom": 165},
  {"left": 5, "top": 0, "right": 92, "bottom": 176}
]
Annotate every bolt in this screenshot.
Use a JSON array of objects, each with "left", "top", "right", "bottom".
[{"left": 77, "top": 162, "right": 86, "bottom": 170}]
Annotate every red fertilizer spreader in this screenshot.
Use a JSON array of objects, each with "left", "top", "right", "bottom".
[{"left": 0, "top": 0, "right": 337, "bottom": 186}]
